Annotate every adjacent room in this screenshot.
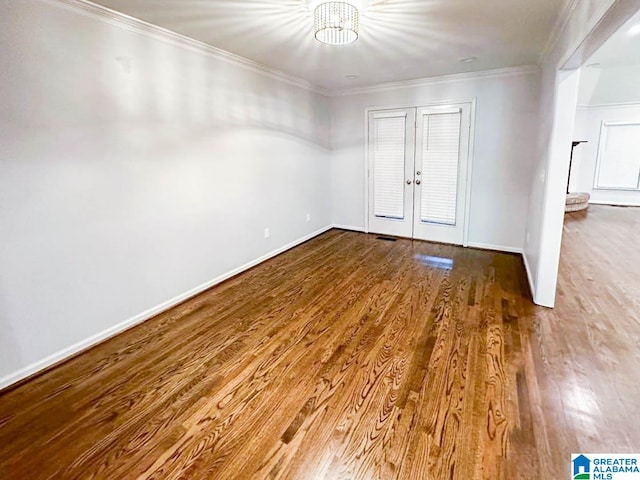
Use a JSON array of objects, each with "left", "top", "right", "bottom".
[
  {"left": 1, "top": 0, "right": 639, "bottom": 478},
  {"left": 537, "top": 10, "right": 640, "bottom": 472}
]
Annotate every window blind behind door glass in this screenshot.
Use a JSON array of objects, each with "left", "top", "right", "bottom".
[
  {"left": 596, "top": 123, "right": 640, "bottom": 190},
  {"left": 421, "top": 111, "right": 462, "bottom": 225},
  {"left": 373, "top": 114, "right": 407, "bottom": 219}
]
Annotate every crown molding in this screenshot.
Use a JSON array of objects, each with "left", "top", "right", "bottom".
[
  {"left": 49, "top": 0, "right": 330, "bottom": 96},
  {"left": 576, "top": 101, "right": 640, "bottom": 110},
  {"left": 330, "top": 65, "right": 540, "bottom": 97},
  {"left": 42, "top": 0, "right": 542, "bottom": 98},
  {"left": 539, "top": 0, "right": 581, "bottom": 65}
]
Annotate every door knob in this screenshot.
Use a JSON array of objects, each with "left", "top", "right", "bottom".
[
  {"left": 416, "top": 171, "right": 421, "bottom": 176},
  {"left": 406, "top": 180, "right": 412, "bottom": 185},
  {"left": 415, "top": 179, "right": 422, "bottom": 185}
]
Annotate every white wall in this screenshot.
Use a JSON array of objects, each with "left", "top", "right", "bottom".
[
  {"left": 579, "top": 64, "right": 640, "bottom": 105},
  {"left": 0, "top": 0, "right": 332, "bottom": 387},
  {"left": 523, "top": 0, "right": 627, "bottom": 307},
  {"left": 330, "top": 68, "right": 542, "bottom": 253},
  {"left": 571, "top": 104, "right": 640, "bottom": 205},
  {"left": 525, "top": 67, "right": 581, "bottom": 307}
]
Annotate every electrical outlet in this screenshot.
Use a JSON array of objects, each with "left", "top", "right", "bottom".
[
  {"left": 306, "top": 213, "right": 311, "bottom": 222},
  {"left": 264, "top": 228, "right": 270, "bottom": 239}
]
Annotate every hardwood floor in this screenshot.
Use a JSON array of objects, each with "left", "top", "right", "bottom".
[
  {"left": 530, "top": 205, "right": 640, "bottom": 476},
  {"left": 0, "top": 207, "right": 638, "bottom": 479}
]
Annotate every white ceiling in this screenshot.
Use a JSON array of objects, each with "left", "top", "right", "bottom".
[
  {"left": 90, "top": 0, "right": 568, "bottom": 91},
  {"left": 586, "top": 8, "right": 640, "bottom": 68}
]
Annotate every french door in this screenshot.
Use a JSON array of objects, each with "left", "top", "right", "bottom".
[{"left": 367, "top": 103, "right": 472, "bottom": 245}]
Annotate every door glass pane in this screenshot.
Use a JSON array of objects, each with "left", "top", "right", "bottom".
[
  {"left": 420, "top": 111, "right": 461, "bottom": 225},
  {"left": 373, "top": 115, "right": 406, "bottom": 219}
]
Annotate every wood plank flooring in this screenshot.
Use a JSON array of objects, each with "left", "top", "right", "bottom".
[
  {"left": 526, "top": 205, "right": 640, "bottom": 477},
  {"left": 0, "top": 206, "right": 638, "bottom": 479}
]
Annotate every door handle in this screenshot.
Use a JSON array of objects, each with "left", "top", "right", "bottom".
[
  {"left": 406, "top": 180, "right": 412, "bottom": 185},
  {"left": 415, "top": 179, "right": 421, "bottom": 185}
]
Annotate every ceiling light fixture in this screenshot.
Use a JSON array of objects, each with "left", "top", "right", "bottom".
[
  {"left": 345, "top": 74, "right": 359, "bottom": 79},
  {"left": 459, "top": 56, "right": 478, "bottom": 64},
  {"left": 630, "top": 24, "right": 640, "bottom": 36},
  {"left": 314, "top": 2, "right": 359, "bottom": 46}
]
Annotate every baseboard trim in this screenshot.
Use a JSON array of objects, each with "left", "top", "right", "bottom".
[
  {"left": 522, "top": 252, "right": 537, "bottom": 302},
  {"left": 332, "top": 224, "right": 366, "bottom": 233},
  {"left": 589, "top": 200, "right": 640, "bottom": 207},
  {"left": 466, "top": 242, "right": 523, "bottom": 255},
  {"left": 0, "top": 225, "right": 333, "bottom": 391}
]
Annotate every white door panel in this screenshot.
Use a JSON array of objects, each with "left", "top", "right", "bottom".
[
  {"left": 368, "top": 108, "right": 416, "bottom": 238},
  {"left": 367, "top": 103, "right": 471, "bottom": 245},
  {"left": 413, "top": 104, "right": 471, "bottom": 245}
]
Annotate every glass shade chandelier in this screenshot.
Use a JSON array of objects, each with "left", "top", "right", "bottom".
[{"left": 314, "top": 2, "right": 359, "bottom": 46}]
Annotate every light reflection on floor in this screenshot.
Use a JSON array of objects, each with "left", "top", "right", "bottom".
[{"left": 414, "top": 254, "right": 454, "bottom": 270}]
